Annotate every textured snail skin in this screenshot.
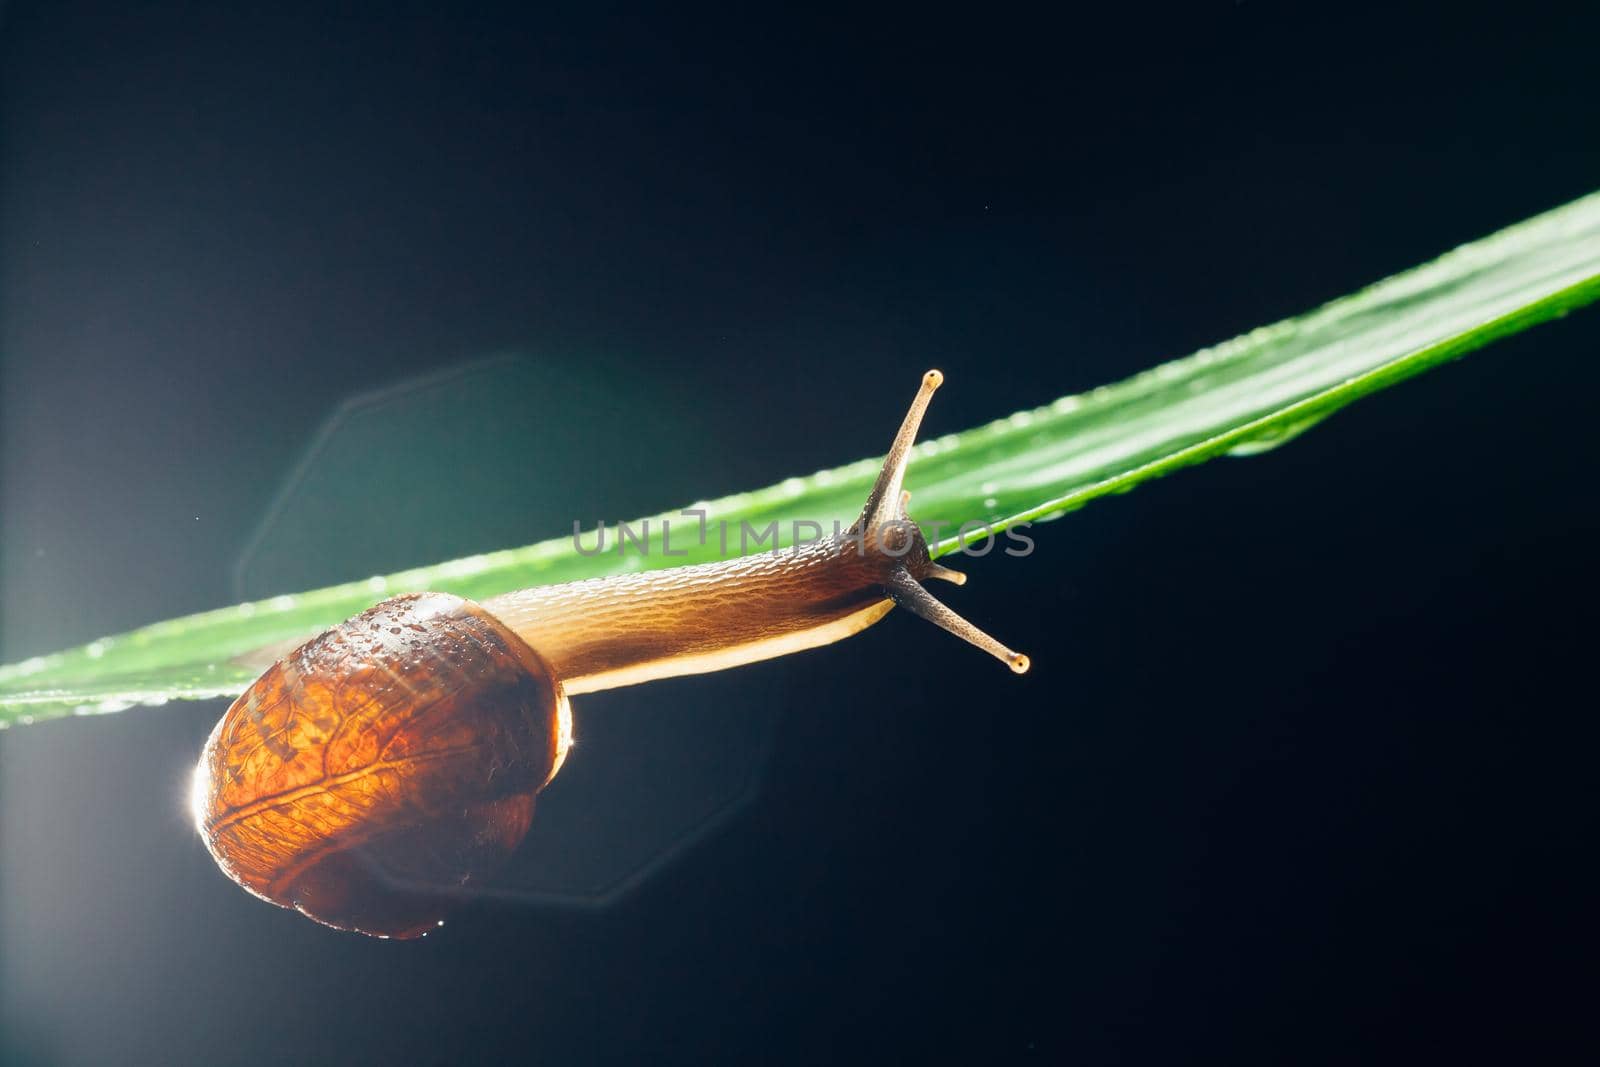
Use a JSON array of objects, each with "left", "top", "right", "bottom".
[
  {"left": 192, "top": 592, "right": 569, "bottom": 939},
  {"left": 485, "top": 530, "right": 913, "bottom": 693}
]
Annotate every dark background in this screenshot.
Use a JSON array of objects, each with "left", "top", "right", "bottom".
[{"left": 4, "top": 3, "right": 1599, "bottom": 1064}]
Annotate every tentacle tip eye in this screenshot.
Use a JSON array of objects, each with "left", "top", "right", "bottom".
[
  {"left": 923, "top": 369, "right": 944, "bottom": 389},
  {"left": 1008, "top": 654, "right": 1031, "bottom": 675}
]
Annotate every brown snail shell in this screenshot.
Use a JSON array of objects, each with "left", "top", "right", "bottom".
[{"left": 191, "top": 592, "right": 571, "bottom": 938}]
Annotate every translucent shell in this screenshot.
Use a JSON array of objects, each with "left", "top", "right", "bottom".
[{"left": 192, "top": 592, "right": 570, "bottom": 938}]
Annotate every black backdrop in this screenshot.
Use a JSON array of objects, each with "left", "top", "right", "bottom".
[{"left": 3, "top": 4, "right": 1599, "bottom": 1064}]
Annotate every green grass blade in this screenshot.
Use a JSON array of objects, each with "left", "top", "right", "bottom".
[{"left": 5, "top": 190, "right": 1600, "bottom": 726}]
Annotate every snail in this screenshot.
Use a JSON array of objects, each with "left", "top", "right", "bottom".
[{"left": 191, "top": 370, "right": 1028, "bottom": 938}]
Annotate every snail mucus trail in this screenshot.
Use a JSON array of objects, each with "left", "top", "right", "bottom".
[{"left": 191, "top": 370, "right": 1028, "bottom": 938}]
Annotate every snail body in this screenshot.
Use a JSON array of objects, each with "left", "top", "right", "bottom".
[{"left": 192, "top": 371, "right": 1027, "bottom": 937}]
